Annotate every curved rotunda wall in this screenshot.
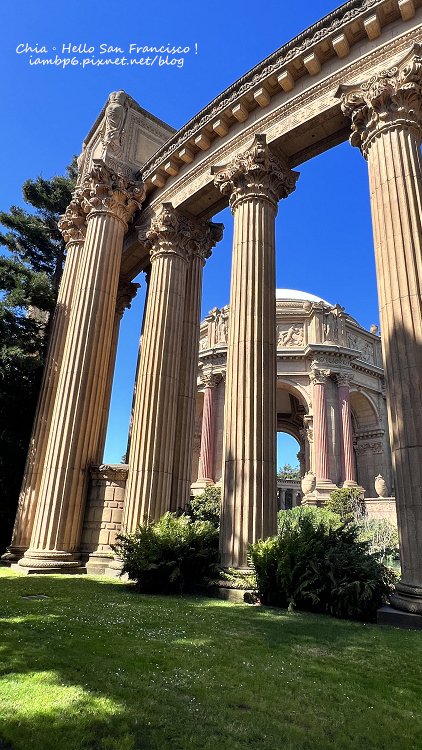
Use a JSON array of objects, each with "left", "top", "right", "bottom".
[{"left": 193, "top": 290, "right": 391, "bottom": 497}]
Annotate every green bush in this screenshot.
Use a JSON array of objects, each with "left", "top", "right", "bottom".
[
  {"left": 326, "top": 488, "right": 366, "bottom": 522},
  {"left": 356, "top": 517, "right": 400, "bottom": 564},
  {"left": 184, "top": 485, "right": 221, "bottom": 527},
  {"left": 277, "top": 506, "right": 341, "bottom": 534},
  {"left": 249, "top": 514, "right": 395, "bottom": 621},
  {"left": 113, "top": 512, "right": 219, "bottom": 594}
]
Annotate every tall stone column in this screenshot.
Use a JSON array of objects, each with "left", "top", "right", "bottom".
[
  {"left": 213, "top": 134, "right": 298, "bottom": 568},
  {"left": 95, "top": 280, "right": 139, "bottom": 463},
  {"left": 338, "top": 44, "right": 422, "bottom": 613},
  {"left": 336, "top": 373, "right": 357, "bottom": 487},
  {"left": 198, "top": 371, "right": 221, "bottom": 483},
  {"left": 123, "top": 204, "right": 219, "bottom": 529},
  {"left": 310, "top": 366, "right": 334, "bottom": 490},
  {"left": 19, "top": 162, "right": 144, "bottom": 570},
  {"left": 3, "top": 192, "right": 86, "bottom": 562},
  {"left": 170, "top": 221, "right": 223, "bottom": 510}
]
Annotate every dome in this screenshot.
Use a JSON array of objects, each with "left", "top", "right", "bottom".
[{"left": 276, "top": 288, "right": 332, "bottom": 306}]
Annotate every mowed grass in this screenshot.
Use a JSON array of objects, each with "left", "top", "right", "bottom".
[{"left": 0, "top": 569, "right": 421, "bottom": 750}]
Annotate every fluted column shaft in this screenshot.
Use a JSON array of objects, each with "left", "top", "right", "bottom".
[
  {"left": 95, "top": 281, "right": 139, "bottom": 463},
  {"left": 311, "top": 372, "right": 330, "bottom": 484},
  {"left": 213, "top": 134, "right": 298, "bottom": 568},
  {"left": 19, "top": 164, "right": 144, "bottom": 568},
  {"left": 339, "top": 44, "right": 422, "bottom": 612},
  {"left": 198, "top": 376, "right": 219, "bottom": 482},
  {"left": 5, "top": 209, "right": 85, "bottom": 560},
  {"left": 170, "top": 254, "right": 205, "bottom": 510},
  {"left": 337, "top": 377, "right": 357, "bottom": 486}
]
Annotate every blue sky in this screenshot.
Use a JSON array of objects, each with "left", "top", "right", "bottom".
[{"left": 1, "top": 1, "right": 379, "bottom": 468}]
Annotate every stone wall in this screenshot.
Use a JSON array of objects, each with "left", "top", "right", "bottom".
[{"left": 80, "top": 464, "right": 127, "bottom": 571}]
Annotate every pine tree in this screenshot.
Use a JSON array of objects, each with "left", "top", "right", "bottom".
[{"left": 0, "top": 162, "right": 77, "bottom": 551}]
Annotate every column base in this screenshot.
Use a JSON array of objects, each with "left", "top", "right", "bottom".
[
  {"left": 85, "top": 552, "right": 114, "bottom": 576},
  {"left": 314, "top": 481, "right": 338, "bottom": 503},
  {"left": 190, "top": 480, "right": 215, "bottom": 496},
  {"left": 17, "top": 549, "right": 83, "bottom": 573},
  {"left": 1, "top": 546, "right": 26, "bottom": 565},
  {"left": 103, "top": 556, "right": 125, "bottom": 578},
  {"left": 389, "top": 581, "right": 422, "bottom": 615},
  {"left": 342, "top": 479, "right": 359, "bottom": 488},
  {"left": 377, "top": 605, "right": 422, "bottom": 630}
]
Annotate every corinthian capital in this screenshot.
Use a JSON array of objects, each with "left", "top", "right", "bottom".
[
  {"left": 81, "top": 160, "right": 145, "bottom": 227},
  {"left": 336, "top": 372, "right": 354, "bottom": 388},
  {"left": 58, "top": 188, "right": 86, "bottom": 244},
  {"left": 310, "top": 367, "right": 331, "bottom": 386},
  {"left": 336, "top": 44, "right": 422, "bottom": 158},
  {"left": 212, "top": 134, "right": 299, "bottom": 211},
  {"left": 200, "top": 369, "right": 222, "bottom": 389},
  {"left": 139, "top": 203, "right": 223, "bottom": 264}
]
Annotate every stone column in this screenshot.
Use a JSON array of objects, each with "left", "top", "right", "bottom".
[
  {"left": 19, "top": 162, "right": 144, "bottom": 570},
  {"left": 213, "top": 134, "right": 298, "bottom": 568},
  {"left": 310, "top": 366, "right": 334, "bottom": 490},
  {"left": 198, "top": 371, "right": 221, "bottom": 483},
  {"left": 95, "top": 280, "right": 139, "bottom": 463},
  {"left": 3, "top": 192, "right": 86, "bottom": 562},
  {"left": 336, "top": 373, "right": 357, "bottom": 487},
  {"left": 338, "top": 44, "right": 422, "bottom": 613},
  {"left": 170, "top": 221, "right": 223, "bottom": 510},
  {"left": 123, "top": 204, "right": 219, "bottom": 529}
]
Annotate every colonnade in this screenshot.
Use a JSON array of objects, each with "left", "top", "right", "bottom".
[{"left": 6, "top": 45, "right": 422, "bottom": 614}]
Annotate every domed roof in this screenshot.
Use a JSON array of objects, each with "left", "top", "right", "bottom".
[{"left": 276, "top": 288, "right": 332, "bottom": 306}]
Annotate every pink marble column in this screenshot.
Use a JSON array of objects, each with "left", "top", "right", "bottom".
[
  {"left": 198, "top": 372, "right": 221, "bottom": 482},
  {"left": 337, "top": 373, "right": 357, "bottom": 487},
  {"left": 310, "top": 367, "right": 331, "bottom": 486}
]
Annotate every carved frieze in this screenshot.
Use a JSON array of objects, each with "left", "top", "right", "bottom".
[
  {"left": 347, "top": 332, "right": 375, "bottom": 364},
  {"left": 277, "top": 323, "right": 304, "bottom": 348}
]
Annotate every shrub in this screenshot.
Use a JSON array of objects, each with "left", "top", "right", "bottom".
[
  {"left": 249, "top": 515, "right": 395, "bottom": 621},
  {"left": 184, "top": 485, "right": 221, "bottom": 528},
  {"left": 326, "top": 488, "right": 366, "bottom": 523},
  {"left": 277, "top": 505, "right": 341, "bottom": 534},
  {"left": 356, "top": 517, "right": 400, "bottom": 564},
  {"left": 113, "top": 512, "right": 219, "bottom": 594}
]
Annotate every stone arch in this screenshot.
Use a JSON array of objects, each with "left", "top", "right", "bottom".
[{"left": 349, "top": 390, "right": 379, "bottom": 431}]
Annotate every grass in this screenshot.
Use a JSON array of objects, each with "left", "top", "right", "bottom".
[{"left": 0, "top": 568, "right": 421, "bottom": 750}]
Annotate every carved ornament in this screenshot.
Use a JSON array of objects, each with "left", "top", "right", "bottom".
[
  {"left": 81, "top": 160, "right": 146, "bottom": 228},
  {"left": 116, "top": 281, "right": 140, "bottom": 319},
  {"left": 337, "top": 44, "right": 422, "bottom": 157},
  {"left": 212, "top": 134, "right": 298, "bottom": 211},
  {"left": 58, "top": 188, "right": 87, "bottom": 244},
  {"left": 139, "top": 202, "right": 223, "bottom": 264},
  {"left": 310, "top": 367, "right": 331, "bottom": 385}
]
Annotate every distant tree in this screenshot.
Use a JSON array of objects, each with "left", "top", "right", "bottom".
[
  {"left": 0, "top": 161, "right": 77, "bottom": 551},
  {"left": 277, "top": 463, "right": 300, "bottom": 480}
]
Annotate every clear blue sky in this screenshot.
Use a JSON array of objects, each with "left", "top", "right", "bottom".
[{"left": 1, "top": 1, "right": 378, "bottom": 469}]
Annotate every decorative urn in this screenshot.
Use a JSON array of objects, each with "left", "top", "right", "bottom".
[
  {"left": 301, "top": 471, "right": 316, "bottom": 495},
  {"left": 374, "top": 474, "right": 388, "bottom": 498}
]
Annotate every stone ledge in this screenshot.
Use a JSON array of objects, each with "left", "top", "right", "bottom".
[
  {"left": 10, "top": 563, "right": 87, "bottom": 576},
  {"left": 377, "top": 605, "right": 422, "bottom": 630}
]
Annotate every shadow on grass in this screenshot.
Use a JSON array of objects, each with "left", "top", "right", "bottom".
[{"left": 0, "top": 571, "right": 421, "bottom": 750}]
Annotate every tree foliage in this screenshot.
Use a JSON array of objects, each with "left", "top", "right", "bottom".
[
  {"left": 0, "top": 162, "right": 76, "bottom": 551},
  {"left": 277, "top": 463, "right": 300, "bottom": 480}
]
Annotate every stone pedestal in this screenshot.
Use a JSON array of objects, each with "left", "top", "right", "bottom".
[
  {"left": 18, "top": 162, "right": 144, "bottom": 571},
  {"left": 2, "top": 195, "right": 86, "bottom": 563},
  {"left": 213, "top": 134, "right": 298, "bottom": 568},
  {"left": 339, "top": 44, "right": 422, "bottom": 613}
]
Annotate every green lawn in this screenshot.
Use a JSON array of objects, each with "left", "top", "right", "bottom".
[{"left": 0, "top": 568, "right": 421, "bottom": 750}]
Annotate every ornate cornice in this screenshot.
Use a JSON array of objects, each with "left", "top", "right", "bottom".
[
  {"left": 139, "top": 202, "right": 223, "bottom": 263},
  {"left": 58, "top": 188, "right": 86, "bottom": 245},
  {"left": 91, "top": 464, "right": 129, "bottom": 481},
  {"left": 141, "top": 0, "right": 407, "bottom": 182},
  {"left": 81, "top": 160, "right": 145, "bottom": 228},
  {"left": 212, "top": 134, "right": 298, "bottom": 211},
  {"left": 337, "top": 43, "right": 422, "bottom": 157}
]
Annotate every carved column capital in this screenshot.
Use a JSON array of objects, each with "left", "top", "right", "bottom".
[
  {"left": 310, "top": 365, "right": 331, "bottom": 385},
  {"left": 212, "top": 133, "right": 299, "bottom": 212},
  {"left": 139, "top": 203, "right": 223, "bottom": 264},
  {"left": 337, "top": 44, "right": 422, "bottom": 158},
  {"left": 200, "top": 369, "right": 222, "bottom": 389},
  {"left": 336, "top": 372, "right": 354, "bottom": 388},
  {"left": 116, "top": 281, "right": 140, "bottom": 320},
  {"left": 58, "top": 188, "right": 87, "bottom": 244},
  {"left": 81, "top": 160, "right": 145, "bottom": 228}
]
